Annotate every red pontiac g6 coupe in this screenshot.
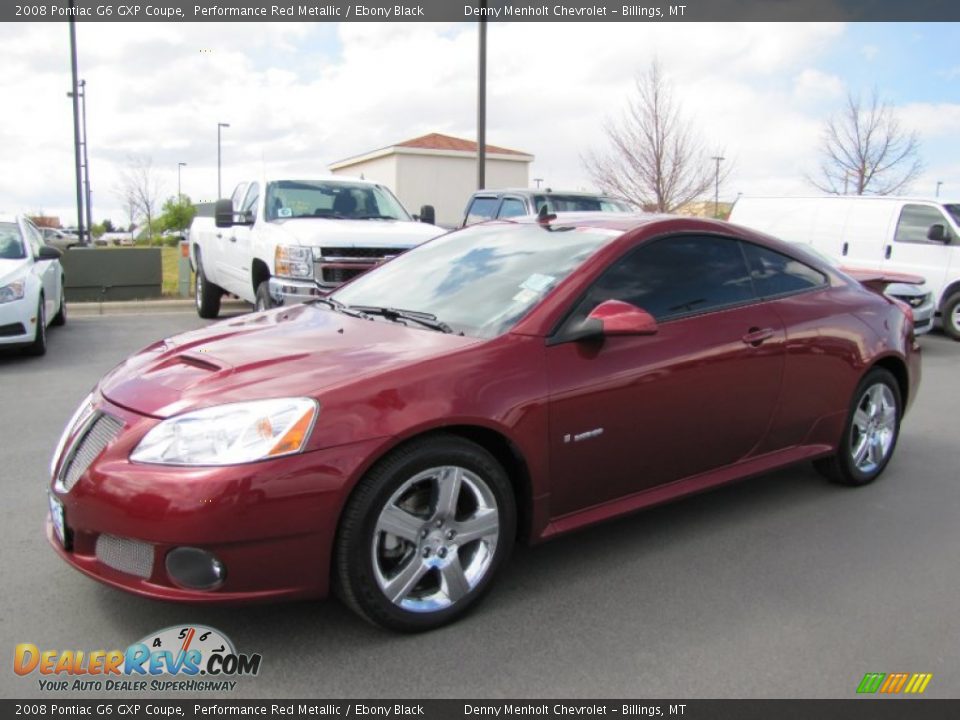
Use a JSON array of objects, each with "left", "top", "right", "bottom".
[{"left": 48, "top": 214, "right": 920, "bottom": 631}]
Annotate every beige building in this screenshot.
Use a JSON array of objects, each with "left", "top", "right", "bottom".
[{"left": 329, "top": 133, "right": 534, "bottom": 227}]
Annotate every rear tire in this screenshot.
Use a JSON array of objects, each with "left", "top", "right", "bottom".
[
  {"left": 814, "top": 367, "right": 901, "bottom": 486},
  {"left": 24, "top": 296, "right": 47, "bottom": 356},
  {"left": 195, "top": 251, "right": 222, "bottom": 319},
  {"left": 942, "top": 292, "right": 960, "bottom": 341}
]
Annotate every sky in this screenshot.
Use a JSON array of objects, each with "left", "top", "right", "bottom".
[{"left": 0, "top": 20, "right": 957, "bottom": 227}]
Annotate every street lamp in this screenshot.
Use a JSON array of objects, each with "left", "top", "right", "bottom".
[
  {"left": 936, "top": 181, "right": 943, "bottom": 198},
  {"left": 67, "top": 2, "right": 85, "bottom": 245},
  {"left": 711, "top": 155, "right": 725, "bottom": 217},
  {"left": 178, "top": 162, "right": 187, "bottom": 201},
  {"left": 477, "top": 12, "right": 487, "bottom": 191},
  {"left": 217, "top": 122, "right": 230, "bottom": 198},
  {"left": 533, "top": 178, "right": 543, "bottom": 189}
]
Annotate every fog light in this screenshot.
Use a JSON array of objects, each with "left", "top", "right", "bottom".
[{"left": 165, "top": 547, "right": 226, "bottom": 590}]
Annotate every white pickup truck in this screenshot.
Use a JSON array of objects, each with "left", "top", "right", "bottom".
[{"left": 189, "top": 175, "right": 443, "bottom": 318}]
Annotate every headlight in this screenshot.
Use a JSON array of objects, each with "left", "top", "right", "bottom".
[
  {"left": 50, "top": 392, "right": 96, "bottom": 478},
  {"left": 274, "top": 245, "right": 313, "bottom": 280},
  {"left": 0, "top": 279, "right": 25, "bottom": 304},
  {"left": 130, "top": 398, "right": 319, "bottom": 466}
]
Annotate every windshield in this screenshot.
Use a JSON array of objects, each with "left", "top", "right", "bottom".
[
  {"left": 332, "top": 222, "right": 619, "bottom": 338},
  {"left": 0, "top": 222, "right": 26, "bottom": 259},
  {"left": 534, "top": 194, "right": 632, "bottom": 213},
  {"left": 264, "top": 180, "right": 411, "bottom": 221},
  {"left": 945, "top": 204, "right": 960, "bottom": 226}
]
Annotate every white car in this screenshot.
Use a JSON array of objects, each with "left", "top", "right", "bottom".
[{"left": 0, "top": 213, "right": 66, "bottom": 355}]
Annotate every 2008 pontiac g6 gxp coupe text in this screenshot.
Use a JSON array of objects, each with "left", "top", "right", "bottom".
[{"left": 48, "top": 214, "right": 920, "bottom": 631}]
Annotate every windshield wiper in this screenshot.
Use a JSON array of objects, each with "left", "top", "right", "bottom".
[
  {"left": 306, "top": 296, "right": 367, "bottom": 318},
  {"left": 347, "top": 305, "right": 453, "bottom": 334},
  {"left": 352, "top": 214, "right": 399, "bottom": 220}
]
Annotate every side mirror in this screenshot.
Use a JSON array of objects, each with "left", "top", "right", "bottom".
[
  {"left": 214, "top": 198, "right": 235, "bottom": 228},
  {"left": 927, "top": 224, "right": 949, "bottom": 244},
  {"left": 419, "top": 204, "right": 436, "bottom": 225},
  {"left": 588, "top": 299, "right": 658, "bottom": 336},
  {"left": 37, "top": 245, "right": 62, "bottom": 261},
  {"left": 563, "top": 300, "right": 658, "bottom": 343}
]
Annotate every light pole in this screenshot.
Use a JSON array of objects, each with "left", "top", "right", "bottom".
[
  {"left": 477, "top": 11, "right": 487, "bottom": 190},
  {"left": 79, "top": 80, "right": 92, "bottom": 237},
  {"left": 711, "top": 155, "right": 725, "bottom": 217},
  {"left": 178, "top": 162, "right": 187, "bottom": 201},
  {"left": 217, "top": 122, "right": 230, "bottom": 198},
  {"left": 533, "top": 178, "right": 543, "bottom": 189},
  {"left": 936, "top": 181, "right": 943, "bottom": 198},
  {"left": 67, "top": 2, "right": 85, "bottom": 245}
]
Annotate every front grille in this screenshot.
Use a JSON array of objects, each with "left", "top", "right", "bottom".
[
  {"left": 95, "top": 534, "right": 154, "bottom": 579},
  {"left": 891, "top": 293, "right": 931, "bottom": 309},
  {"left": 0, "top": 322, "right": 26, "bottom": 337},
  {"left": 320, "top": 266, "right": 368, "bottom": 285},
  {"left": 60, "top": 413, "right": 124, "bottom": 492},
  {"left": 317, "top": 247, "right": 406, "bottom": 260}
]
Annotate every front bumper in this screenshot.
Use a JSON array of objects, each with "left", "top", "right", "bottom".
[
  {"left": 48, "top": 397, "right": 385, "bottom": 602},
  {"left": 0, "top": 296, "right": 35, "bottom": 346},
  {"left": 886, "top": 285, "right": 935, "bottom": 336},
  {"left": 267, "top": 276, "right": 325, "bottom": 306}
]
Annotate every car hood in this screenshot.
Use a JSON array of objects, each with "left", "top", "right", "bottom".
[
  {"left": 99, "top": 304, "right": 478, "bottom": 419},
  {"left": 274, "top": 218, "right": 444, "bottom": 248},
  {"left": 0, "top": 257, "right": 29, "bottom": 284}
]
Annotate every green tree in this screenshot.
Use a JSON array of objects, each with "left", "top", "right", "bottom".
[{"left": 159, "top": 195, "right": 197, "bottom": 232}]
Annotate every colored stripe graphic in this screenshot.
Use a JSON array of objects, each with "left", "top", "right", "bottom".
[{"left": 857, "top": 672, "right": 932, "bottom": 694}]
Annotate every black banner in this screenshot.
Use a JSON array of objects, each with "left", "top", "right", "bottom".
[
  {"left": 4, "top": 0, "right": 960, "bottom": 23},
  {"left": 4, "top": 700, "right": 960, "bottom": 719}
]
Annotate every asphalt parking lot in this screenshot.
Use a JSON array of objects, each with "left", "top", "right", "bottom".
[{"left": 2, "top": 312, "right": 959, "bottom": 699}]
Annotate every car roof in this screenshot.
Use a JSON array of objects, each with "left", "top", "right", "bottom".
[
  {"left": 472, "top": 188, "right": 618, "bottom": 198},
  {"left": 258, "top": 174, "right": 383, "bottom": 187}
]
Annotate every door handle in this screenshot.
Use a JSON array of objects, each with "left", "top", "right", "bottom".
[
  {"left": 229, "top": 236, "right": 237, "bottom": 243},
  {"left": 842, "top": 242, "right": 849, "bottom": 256},
  {"left": 215, "top": 233, "right": 223, "bottom": 239},
  {"left": 885, "top": 244, "right": 892, "bottom": 259},
  {"left": 742, "top": 327, "right": 774, "bottom": 346}
]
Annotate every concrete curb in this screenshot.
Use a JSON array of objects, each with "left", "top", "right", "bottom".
[{"left": 67, "top": 298, "right": 251, "bottom": 317}]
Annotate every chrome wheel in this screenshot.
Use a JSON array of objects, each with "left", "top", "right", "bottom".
[
  {"left": 371, "top": 465, "right": 499, "bottom": 613},
  {"left": 850, "top": 383, "right": 897, "bottom": 474},
  {"left": 194, "top": 265, "right": 203, "bottom": 310},
  {"left": 952, "top": 303, "right": 960, "bottom": 335}
]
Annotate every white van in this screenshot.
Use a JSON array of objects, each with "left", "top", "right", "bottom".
[{"left": 729, "top": 196, "right": 960, "bottom": 339}]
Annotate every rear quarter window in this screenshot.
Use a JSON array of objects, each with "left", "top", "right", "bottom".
[{"left": 742, "top": 242, "right": 827, "bottom": 298}]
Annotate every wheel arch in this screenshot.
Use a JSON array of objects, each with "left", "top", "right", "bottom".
[
  {"left": 939, "top": 281, "right": 960, "bottom": 313},
  {"left": 339, "top": 424, "right": 535, "bottom": 546},
  {"left": 870, "top": 354, "right": 910, "bottom": 409}
]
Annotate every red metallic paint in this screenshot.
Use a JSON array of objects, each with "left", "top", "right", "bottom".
[{"left": 48, "top": 215, "right": 920, "bottom": 603}]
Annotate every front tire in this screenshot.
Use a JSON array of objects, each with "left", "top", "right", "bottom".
[
  {"left": 335, "top": 435, "right": 516, "bottom": 632},
  {"left": 24, "top": 295, "right": 47, "bottom": 356},
  {"left": 194, "top": 251, "right": 222, "bottom": 319},
  {"left": 254, "top": 281, "right": 273, "bottom": 313},
  {"left": 942, "top": 292, "right": 960, "bottom": 341},
  {"left": 51, "top": 280, "right": 66, "bottom": 326},
  {"left": 814, "top": 367, "right": 901, "bottom": 486}
]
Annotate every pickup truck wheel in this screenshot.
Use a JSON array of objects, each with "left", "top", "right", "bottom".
[
  {"left": 254, "top": 281, "right": 273, "bottom": 313},
  {"left": 942, "top": 292, "right": 960, "bottom": 341},
  {"left": 195, "top": 253, "right": 223, "bottom": 319}
]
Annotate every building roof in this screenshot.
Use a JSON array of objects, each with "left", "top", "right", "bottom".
[
  {"left": 329, "top": 132, "right": 533, "bottom": 170},
  {"left": 395, "top": 132, "right": 528, "bottom": 156}
]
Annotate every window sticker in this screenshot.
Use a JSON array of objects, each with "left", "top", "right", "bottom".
[
  {"left": 277, "top": 207, "right": 293, "bottom": 218},
  {"left": 521, "top": 273, "right": 556, "bottom": 293}
]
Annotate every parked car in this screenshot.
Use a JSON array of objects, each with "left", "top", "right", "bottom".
[
  {"left": 41, "top": 227, "right": 80, "bottom": 253},
  {"left": 729, "top": 195, "right": 960, "bottom": 338},
  {"left": 189, "top": 175, "right": 444, "bottom": 318},
  {"left": 0, "top": 214, "right": 66, "bottom": 355},
  {"left": 461, "top": 189, "right": 633, "bottom": 227},
  {"left": 48, "top": 214, "right": 918, "bottom": 631}
]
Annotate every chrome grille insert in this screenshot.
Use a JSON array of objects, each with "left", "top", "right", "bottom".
[
  {"left": 59, "top": 413, "right": 124, "bottom": 492},
  {"left": 95, "top": 534, "right": 154, "bottom": 579}
]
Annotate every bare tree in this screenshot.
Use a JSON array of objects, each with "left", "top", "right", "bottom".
[
  {"left": 584, "top": 61, "right": 723, "bottom": 213},
  {"left": 117, "top": 155, "right": 163, "bottom": 241},
  {"left": 809, "top": 89, "right": 923, "bottom": 195}
]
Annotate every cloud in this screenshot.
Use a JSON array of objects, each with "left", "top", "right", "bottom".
[
  {"left": 2, "top": 19, "right": 941, "bottom": 226},
  {"left": 861, "top": 44, "right": 879, "bottom": 61}
]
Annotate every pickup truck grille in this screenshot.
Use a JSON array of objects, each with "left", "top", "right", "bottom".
[{"left": 314, "top": 247, "right": 408, "bottom": 287}]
